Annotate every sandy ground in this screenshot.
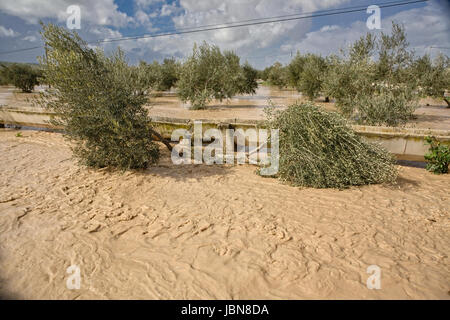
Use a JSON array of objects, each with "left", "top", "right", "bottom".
[{"left": 0, "top": 129, "right": 449, "bottom": 299}]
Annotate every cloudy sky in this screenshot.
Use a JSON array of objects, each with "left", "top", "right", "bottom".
[{"left": 0, "top": 0, "right": 448, "bottom": 68}]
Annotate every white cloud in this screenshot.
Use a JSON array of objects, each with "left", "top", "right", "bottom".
[
  {"left": 0, "top": 0, "right": 132, "bottom": 27},
  {"left": 118, "top": 0, "right": 352, "bottom": 65},
  {"left": 22, "top": 35, "right": 37, "bottom": 42},
  {"left": 134, "top": 0, "right": 164, "bottom": 9},
  {"left": 160, "top": 3, "right": 182, "bottom": 17},
  {"left": 1, "top": 0, "right": 448, "bottom": 68},
  {"left": 282, "top": 1, "right": 450, "bottom": 59},
  {"left": 90, "top": 26, "right": 122, "bottom": 39},
  {"left": 0, "top": 25, "right": 19, "bottom": 37}
]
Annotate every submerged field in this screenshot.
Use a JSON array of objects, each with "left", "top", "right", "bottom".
[
  {"left": 0, "top": 130, "right": 449, "bottom": 299},
  {"left": 1, "top": 85, "right": 450, "bottom": 130}
]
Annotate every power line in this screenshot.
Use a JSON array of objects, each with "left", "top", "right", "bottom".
[
  {"left": 92, "top": 0, "right": 410, "bottom": 42},
  {"left": 0, "top": 45, "right": 42, "bottom": 55},
  {"left": 0, "top": 0, "right": 429, "bottom": 55},
  {"left": 95, "top": 0, "right": 429, "bottom": 44}
]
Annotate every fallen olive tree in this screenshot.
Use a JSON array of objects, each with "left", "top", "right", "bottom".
[
  {"left": 264, "top": 102, "right": 398, "bottom": 188},
  {"left": 38, "top": 23, "right": 171, "bottom": 170}
]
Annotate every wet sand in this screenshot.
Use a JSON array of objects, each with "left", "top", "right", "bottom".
[{"left": 0, "top": 130, "right": 449, "bottom": 299}]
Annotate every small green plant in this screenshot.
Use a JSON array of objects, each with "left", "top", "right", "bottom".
[
  {"left": 16, "top": 132, "right": 22, "bottom": 137},
  {"left": 424, "top": 136, "right": 450, "bottom": 174}
]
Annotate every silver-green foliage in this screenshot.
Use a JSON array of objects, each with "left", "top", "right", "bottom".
[
  {"left": 324, "top": 23, "right": 419, "bottom": 126},
  {"left": 177, "top": 42, "right": 247, "bottom": 109},
  {"left": 265, "top": 102, "right": 398, "bottom": 188},
  {"left": 287, "top": 52, "right": 328, "bottom": 100},
  {"left": 139, "top": 58, "right": 180, "bottom": 92},
  {"left": 412, "top": 54, "right": 450, "bottom": 107},
  {"left": 38, "top": 23, "right": 160, "bottom": 169}
]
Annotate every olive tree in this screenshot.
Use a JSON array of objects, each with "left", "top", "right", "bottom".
[
  {"left": 324, "top": 23, "right": 418, "bottom": 126},
  {"left": 238, "top": 62, "right": 259, "bottom": 95},
  {"left": 177, "top": 42, "right": 246, "bottom": 109},
  {"left": 412, "top": 54, "right": 450, "bottom": 107},
  {"left": 138, "top": 60, "right": 161, "bottom": 91},
  {"left": 288, "top": 53, "right": 328, "bottom": 100},
  {"left": 158, "top": 58, "right": 180, "bottom": 91},
  {"left": 38, "top": 23, "right": 170, "bottom": 170},
  {"left": 1, "top": 63, "right": 41, "bottom": 92}
]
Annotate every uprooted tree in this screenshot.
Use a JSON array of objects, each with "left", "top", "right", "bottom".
[
  {"left": 38, "top": 22, "right": 171, "bottom": 170},
  {"left": 264, "top": 102, "right": 398, "bottom": 188}
]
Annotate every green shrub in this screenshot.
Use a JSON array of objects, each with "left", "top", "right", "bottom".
[
  {"left": 38, "top": 23, "right": 161, "bottom": 170},
  {"left": 265, "top": 102, "right": 398, "bottom": 188},
  {"left": 424, "top": 136, "right": 450, "bottom": 174}
]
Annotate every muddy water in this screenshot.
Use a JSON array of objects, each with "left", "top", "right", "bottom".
[
  {"left": 147, "top": 86, "right": 334, "bottom": 121},
  {"left": 1, "top": 85, "right": 448, "bottom": 129},
  {"left": 147, "top": 86, "right": 450, "bottom": 129}
]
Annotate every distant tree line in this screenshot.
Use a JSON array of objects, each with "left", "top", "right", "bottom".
[{"left": 260, "top": 23, "right": 449, "bottom": 125}]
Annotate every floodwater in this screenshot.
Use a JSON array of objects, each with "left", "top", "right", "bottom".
[
  {"left": 0, "top": 85, "right": 449, "bottom": 129},
  {"left": 147, "top": 86, "right": 334, "bottom": 121}
]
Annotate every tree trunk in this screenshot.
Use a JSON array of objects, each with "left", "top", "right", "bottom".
[{"left": 150, "top": 128, "right": 173, "bottom": 151}]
